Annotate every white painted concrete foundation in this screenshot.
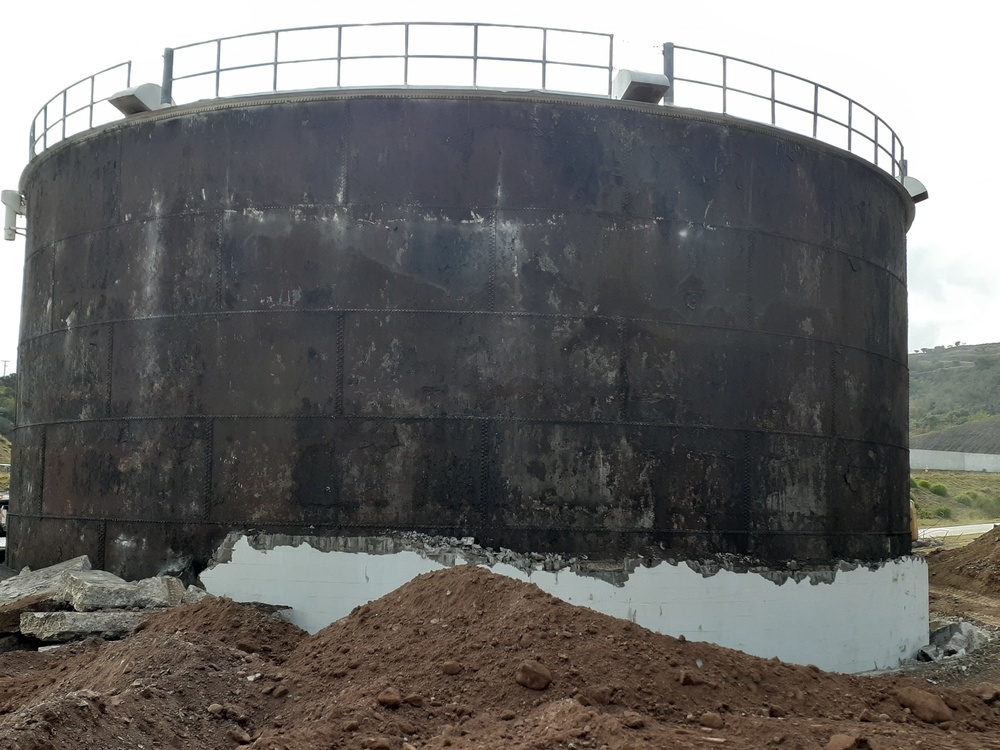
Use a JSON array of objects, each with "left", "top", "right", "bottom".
[{"left": 200, "top": 534, "right": 928, "bottom": 674}]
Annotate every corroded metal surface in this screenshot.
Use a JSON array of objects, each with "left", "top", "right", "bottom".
[{"left": 11, "top": 91, "right": 913, "bottom": 579}]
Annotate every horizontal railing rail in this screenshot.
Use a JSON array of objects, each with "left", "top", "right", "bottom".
[
  {"left": 26, "top": 28, "right": 905, "bottom": 182},
  {"left": 29, "top": 62, "right": 132, "bottom": 158},
  {"left": 664, "top": 43, "right": 905, "bottom": 180},
  {"left": 163, "top": 22, "right": 613, "bottom": 108}
]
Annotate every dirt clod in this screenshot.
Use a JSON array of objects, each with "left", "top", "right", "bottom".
[
  {"left": 515, "top": 659, "right": 552, "bottom": 690},
  {"left": 376, "top": 687, "right": 402, "bottom": 709},
  {"left": 894, "top": 686, "right": 953, "bottom": 723},
  {"left": 700, "top": 711, "right": 725, "bottom": 729},
  {"left": 825, "top": 734, "right": 860, "bottom": 750},
  {"left": 622, "top": 710, "right": 645, "bottom": 728}
]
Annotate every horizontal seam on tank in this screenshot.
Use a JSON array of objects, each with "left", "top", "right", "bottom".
[
  {"left": 22, "top": 206, "right": 906, "bottom": 284},
  {"left": 15, "top": 308, "right": 908, "bottom": 369},
  {"left": 1, "top": 512, "right": 912, "bottom": 538},
  {"left": 22, "top": 88, "right": 911, "bottom": 211},
  {"left": 9, "top": 416, "right": 908, "bottom": 450},
  {"left": 718, "top": 224, "right": 906, "bottom": 288},
  {"left": 23, "top": 207, "right": 230, "bottom": 261}
]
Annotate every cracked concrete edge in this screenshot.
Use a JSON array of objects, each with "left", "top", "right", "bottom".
[{"left": 203, "top": 530, "right": 925, "bottom": 587}]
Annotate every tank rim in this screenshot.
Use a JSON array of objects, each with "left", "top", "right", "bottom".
[{"left": 18, "top": 87, "right": 915, "bottom": 228}]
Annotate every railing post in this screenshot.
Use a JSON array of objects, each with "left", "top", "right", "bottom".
[
  {"left": 607, "top": 35, "right": 614, "bottom": 97},
  {"left": 770, "top": 69, "right": 776, "bottom": 126},
  {"left": 337, "top": 26, "right": 343, "bottom": 87},
  {"left": 404, "top": 24, "right": 410, "bottom": 86},
  {"left": 662, "top": 42, "right": 674, "bottom": 105},
  {"left": 273, "top": 32, "right": 279, "bottom": 93},
  {"left": 161, "top": 48, "right": 174, "bottom": 106},
  {"left": 812, "top": 84, "right": 818, "bottom": 138},
  {"left": 541, "top": 28, "right": 547, "bottom": 90},
  {"left": 847, "top": 100, "right": 853, "bottom": 153},
  {"left": 473, "top": 25, "right": 479, "bottom": 88},
  {"left": 215, "top": 40, "right": 222, "bottom": 97},
  {"left": 722, "top": 57, "right": 728, "bottom": 114}
]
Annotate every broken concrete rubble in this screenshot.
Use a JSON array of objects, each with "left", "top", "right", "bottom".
[
  {"left": 0, "top": 555, "right": 90, "bottom": 606},
  {"left": 0, "top": 591, "right": 69, "bottom": 631},
  {"left": 0, "top": 556, "right": 215, "bottom": 647},
  {"left": 19, "top": 611, "right": 150, "bottom": 642},
  {"left": 59, "top": 569, "right": 145, "bottom": 611},
  {"left": 916, "top": 620, "right": 987, "bottom": 662},
  {"left": 60, "top": 569, "right": 189, "bottom": 611}
]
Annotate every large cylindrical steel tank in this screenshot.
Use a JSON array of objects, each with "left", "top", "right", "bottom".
[{"left": 10, "top": 89, "right": 912, "bottom": 579}]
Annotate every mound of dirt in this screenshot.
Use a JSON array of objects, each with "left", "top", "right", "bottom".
[
  {"left": 928, "top": 524, "right": 1000, "bottom": 595},
  {"left": 138, "top": 596, "right": 305, "bottom": 658},
  {"left": 0, "top": 564, "right": 999, "bottom": 749}
]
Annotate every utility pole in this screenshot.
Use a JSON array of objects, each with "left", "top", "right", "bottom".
[{"left": 1, "top": 360, "right": 9, "bottom": 376}]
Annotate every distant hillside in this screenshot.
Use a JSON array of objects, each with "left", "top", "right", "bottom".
[
  {"left": 0, "top": 373, "right": 12, "bottom": 442},
  {"left": 910, "top": 414, "right": 1000, "bottom": 454},
  {"left": 0, "top": 435, "right": 9, "bottom": 492},
  {"left": 909, "top": 342, "right": 1000, "bottom": 435}
]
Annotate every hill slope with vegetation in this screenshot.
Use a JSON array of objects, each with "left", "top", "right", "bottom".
[{"left": 909, "top": 342, "right": 1000, "bottom": 445}]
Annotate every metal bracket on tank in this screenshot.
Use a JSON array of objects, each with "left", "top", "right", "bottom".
[
  {"left": 900, "top": 159, "right": 929, "bottom": 203},
  {"left": 1, "top": 190, "right": 25, "bottom": 242}
]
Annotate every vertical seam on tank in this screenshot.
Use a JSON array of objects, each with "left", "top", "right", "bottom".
[
  {"left": 38, "top": 425, "right": 47, "bottom": 516},
  {"left": 97, "top": 520, "right": 107, "bottom": 570},
  {"left": 829, "top": 170, "right": 837, "bottom": 246},
  {"left": 741, "top": 430, "right": 752, "bottom": 551},
  {"left": 118, "top": 136, "right": 124, "bottom": 225},
  {"left": 487, "top": 211, "right": 497, "bottom": 311},
  {"left": 48, "top": 245, "right": 55, "bottom": 336},
  {"left": 745, "top": 234, "right": 755, "bottom": 329},
  {"left": 105, "top": 322, "right": 114, "bottom": 416},
  {"left": 203, "top": 419, "right": 214, "bottom": 521},
  {"left": 341, "top": 100, "right": 351, "bottom": 207},
  {"left": 478, "top": 421, "right": 492, "bottom": 530},
  {"left": 215, "top": 213, "right": 224, "bottom": 310},
  {"left": 830, "top": 346, "right": 839, "bottom": 438},
  {"left": 335, "top": 312, "right": 345, "bottom": 417},
  {"left": 617, "top": 319, "right": 629, "bottom": 422}
]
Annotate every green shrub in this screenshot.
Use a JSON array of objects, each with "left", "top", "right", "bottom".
[
  {"left": 917, "top": 479, "right": 932, "bottom": 489},
  {"left": 909, "top": 476, "right": 918, "bottom": 488},
  {"left": 934, "top": 506, "right": 952, "bottom": 519},
  {"left": 929, "top": 483, "right": 948, "bottom": 496},
  {"left": 956, "top": 493, "right": 973, "bottom": 506}
]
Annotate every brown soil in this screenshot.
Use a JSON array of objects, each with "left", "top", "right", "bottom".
[
  {"left": 0, "top": 566, "right": 998, "bottom": 749},
  {"left": 927, "top": 525, "right": 1000, "bottom": 598}
]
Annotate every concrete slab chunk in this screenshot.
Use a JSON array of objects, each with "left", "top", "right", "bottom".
[
  {"left": 0, "top": 556, "right": 90, "bottom": 607},
  {"left": 20, "top": 610, "right": 150, "bottom": 642},
  {"left": 136, "top": 576, "right": 187, "bottom": 608},
  {"left": 0, "top": 592, "right": 69, "bottom": 633},
  {"left": 182, "top": 585, "right": 210, "bottom": 604},
  {"left": 57, "top": 569, "right": 135, "bottom": 611}
]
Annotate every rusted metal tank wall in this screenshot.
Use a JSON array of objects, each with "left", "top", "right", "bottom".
[{"left": 10, "top": 91, "right": 913, "bottom": 579}]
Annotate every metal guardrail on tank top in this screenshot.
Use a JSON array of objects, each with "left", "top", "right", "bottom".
[{"left": 27, "top": 25, "right": 906, "bottom": 181}]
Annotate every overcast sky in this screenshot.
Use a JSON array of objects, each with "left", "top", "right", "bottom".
[{"left": 0, "top": 0, "right": 992, "bottom": 372}]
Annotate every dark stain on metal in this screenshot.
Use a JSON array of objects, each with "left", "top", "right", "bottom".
[{"left": 9, "top": 90, "right": 914, "bottom": 579}]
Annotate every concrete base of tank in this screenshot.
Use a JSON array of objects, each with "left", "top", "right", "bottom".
[{"left": 200, "top": 532, "right": 928, "bottom": 674}]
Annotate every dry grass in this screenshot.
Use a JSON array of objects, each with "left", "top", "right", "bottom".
[{"left": 912, "top": 470, "right": 1000, "bottom": 527}]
